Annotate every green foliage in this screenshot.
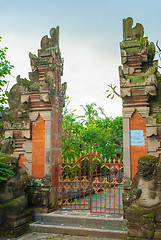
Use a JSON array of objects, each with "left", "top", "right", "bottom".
[
  {"left": 0, "top": 161, "right": 14, "bottom": 182},
  {"left": 156, "top": 41, "right": 161, "bottom": 61},
  {"left": 106, "top": 87, "right": 116, "bottom": 99},
  {"left": 0, "top": 37, "right": 14, "bottom": 111},
  {"left": 0, "top": 37, "right": 14, "bottom": 182},
  {"left": 139, "top": 37, "right": 146, "bottom": 50},
  {"left": 106, "top": 84, "right": 120, "bottom": 99},
  {"left": 152, "top": 113, "right": 161, "bottom": 124},
  {"left": 62, "top": 100, "right": 123, "bottom": 161},
  {"left": 80, "top": 102, "right": 106, "bottom": 125}
]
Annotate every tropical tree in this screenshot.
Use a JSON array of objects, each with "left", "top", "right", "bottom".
[
  {"left": 0, "top": 37, "right": 14, "bottom": 182},
  {"left": 0, "top": 37, "right": 13, "bottom": 112},
  {"left": 80, "top": 102, "right": 106, "bottom": 125},
  {"left": 80, "top": 116, "right": 123, "bottom": 159},
  {"left": 62, "top": 100, "right": 123, "bottom": 161}
]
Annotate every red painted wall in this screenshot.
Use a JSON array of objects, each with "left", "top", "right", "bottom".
[
  {"left": 19, "top": 154, "right": 27, "bottom": 170},
  {"left": 130, "top": 110, "right": 147, "bottom": 178},
  {"left": 32, "top": 115, "right": 45, "bottom": 178}
]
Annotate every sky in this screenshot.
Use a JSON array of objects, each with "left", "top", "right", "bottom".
[{"left": 1, "top": 0, "right": 161, "bottom": 118}]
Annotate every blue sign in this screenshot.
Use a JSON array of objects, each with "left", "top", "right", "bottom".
[{"left": 130, "top": 130, "right": 145, "bottom": 146}]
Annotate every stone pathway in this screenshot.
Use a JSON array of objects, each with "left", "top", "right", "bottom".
[
  {"left": 17, "top": 232, "right": 111, "bottom": 239},
  {"left": 0, "top": 232, "right": 111, "bottom": 240}
]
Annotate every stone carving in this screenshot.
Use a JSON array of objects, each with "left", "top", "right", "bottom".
[
  {"left": 3, "top": 27, "right": 66, "bottom": 214},
  {"left": 41, "top": 27, "right": 59, "bottom": 50},
  {"left": 125, "top": 155, "right": 161, "bottom": 239},
  {"left": 120, "top": 18, "right": 158, "bottom": 101},
  {"left": 123, "top": 17, "right": 144, "bottom": 40},
  {"left": 0, "top": 154, "right": 28, "bottom": 226}
]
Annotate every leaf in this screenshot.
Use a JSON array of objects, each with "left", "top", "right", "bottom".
[
  {"left": 111, "top": 95, "right": 114, "bottom": 99},
  {"left": 107, "top": 93, "right": 112, "bottom": 98}
]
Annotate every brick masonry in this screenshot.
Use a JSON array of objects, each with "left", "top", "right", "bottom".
[
  {"left": 130, "top": 110, "right": 147, "bottom": 178},
  {"left": 32, "top": 115, "right": 45, "bottom": 178},
  {"left": 119, "top": 17, "right": 161, "bottom": 181},
  {"left": 4, "top": 27, "right": 66, "bottom": 212}
]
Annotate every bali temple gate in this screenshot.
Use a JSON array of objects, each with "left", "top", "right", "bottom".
[
  {"left": 119, "top": 17, "right": 161, "bottom": 180},
  {"left": 120, "top": 17, "right": 161, "bottom": 240},
  {"left": 4, "top": 27, "right": 66, "bottom": 212}
]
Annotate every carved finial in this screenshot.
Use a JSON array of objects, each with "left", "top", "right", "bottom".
[
  {"left": 40, "top": 27, "right": 59, "bottom": 50},
  {"left": 123, "top": 17, "right": 144, "bottom": 40}
]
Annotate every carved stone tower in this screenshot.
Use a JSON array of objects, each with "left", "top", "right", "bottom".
[
  {"left": 119, "top": 17, "right": 161, "bottom": 180},
  {"left": 4, "top": 27, "right": 66, "bottom": 212}
]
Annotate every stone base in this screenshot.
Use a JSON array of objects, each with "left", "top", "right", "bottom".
[
  {"left": 127, "top": 237, "right": 161, "bottom": 240},
  {"left": 31, "top": 206, "right": 54, "bottom": 214},
  {"left": 0, "top": 208, "right": 33, "bottom": 238},
  {"left": 127, "top": 222, "right": 161, "bottom": 240},
  {"left": 26, "top": 186, "right": 51, "bottom": 206},
  {"left": 25, "top": 177, "right": 55, "bottom": 213}
]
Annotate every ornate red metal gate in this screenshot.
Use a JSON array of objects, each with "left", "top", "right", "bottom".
[{"left": 56, "top": 152, "right": 124, "bottom": 215}]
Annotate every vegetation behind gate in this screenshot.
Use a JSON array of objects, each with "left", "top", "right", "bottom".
[{"left": 62, "top": 99, "right": 123, "bottom": 161}]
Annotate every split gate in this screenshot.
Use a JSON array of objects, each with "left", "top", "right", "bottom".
[{"left": 56, "top": 152, "right": 124, "bottom": 215}]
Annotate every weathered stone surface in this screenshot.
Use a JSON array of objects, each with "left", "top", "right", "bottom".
[
  {"left": 40, "top": 27, "right": 59, "bottom": 51},
  {"left": 125, "top": 155, "right": 161, "bottom": 239},
  {"left": 146, "top": 126, "right": 157, "bottom": 137},
  {"left": 0, "top": 209, "right": 33, "bottom": 237},
  {"left": 123, "top": 118, "right": 131, "bottom": 179},
  {"left": 0, "top": 154, "right": 30, "bottom": 236},
  {"left": 119, "top": 17, "right": 161, "bottom": 191},
  {"left": 5, "top": 130, "right": 13, "bottom": 138},
  {"left": 121, "top": 88, "right": 131, "bottom": 97},
  {"left": 123, "top": 17, "right": 144, "bottom": 40},
  {"left": 21, "top": 94, "right": 30, "bottom": 103},
  {"left": 29, "top": 112, "right": 39, "bottom": 121},
  {"left": 147, "top": 136, "right": 160, "bottom": 152},
  {"left": 40, "top": 93, "right": 49, "bottom": 102},
  {"left": 3, "top": 26, "right": 66, "bottom": 214}
]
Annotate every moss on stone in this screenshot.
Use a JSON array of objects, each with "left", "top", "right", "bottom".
[
  {"left": 0, "top": 153, "right": 17, "bottom": 164},
  {"left": 150, "top": 82, "right": 161, "bottom": 114},
  {"left": 151, "top": 113, "right": 161, "bottom": 125},
  {"left": 125, "top": 47, "right": 141, "bottom": 56},
  {"left": 138, "top": 155, "right": 158, "bottom": 165},
  {"left": 124, "top": 61, "right": 157, "bottom": 84},
  {"left": 125, "top": 74, "right": 145, "bottom": 83},
  {"left": 128, "top": 206, "right": 143, "bottom": 216},
  {"left": 122, "top": 39, "right": 140, "bottom": 48},
  {"left": 143, "top": 212, "right": 155, "bottom": 219}
]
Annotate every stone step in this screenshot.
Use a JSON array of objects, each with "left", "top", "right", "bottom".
[
  {"left": 34, "top": 213, "right": 127, "bottom": 229},
  {"left": 30, "top": 212, "right": 128, "bottom": 239}
]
